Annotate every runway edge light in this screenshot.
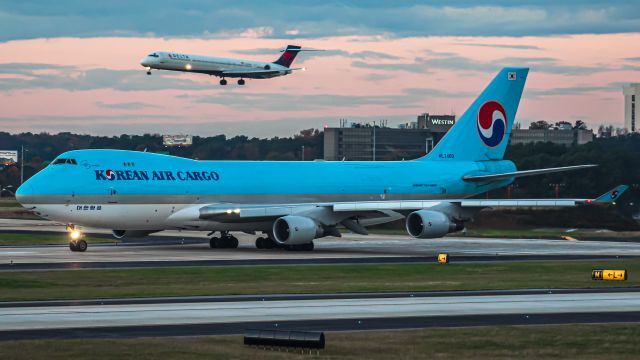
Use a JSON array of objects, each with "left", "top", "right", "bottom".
[
  {"left": 437, "top": 253, "right": 449, "bottom": 264},
  {"left": 592, "top": 269, "right": 627, "bottom": 281}
]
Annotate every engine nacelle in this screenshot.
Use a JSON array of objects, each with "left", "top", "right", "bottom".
[
  {"left": 112, "top": 230, "right": 160, "bottom": 239},
  {"left": 273, "top": 215, "right": 323, "bottom": 245},
  {"left": 405, "top": 210, "right": 458, "bottom": 239}
]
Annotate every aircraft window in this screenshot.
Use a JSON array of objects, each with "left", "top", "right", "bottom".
[
  {"left": 52, "top": 158, "right": 77, "bottom": 165},
  {"left": 148, "top": 53, "right": 159, "bottom": 57}
]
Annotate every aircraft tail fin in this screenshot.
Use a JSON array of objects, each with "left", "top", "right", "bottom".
[
  {"left": 420, "top": 67, "right": 529, "bottom": 162},
  {"left": 274, "top": 45, "right": 302, "bottom": 68},
  {"left": 592, "top": 185, "right": 629, "bottom": 204}
]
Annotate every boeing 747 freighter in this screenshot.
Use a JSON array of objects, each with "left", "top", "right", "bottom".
[{"left": 15, "top": 68, "right": 627, "bottom": 252}]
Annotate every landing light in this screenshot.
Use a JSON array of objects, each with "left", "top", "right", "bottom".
[
  {"left": 70, "top": 230, "right": 81, "bottom": 240},
  {"left": 185, "top": 64, "right": 192, "bottom": 70}
]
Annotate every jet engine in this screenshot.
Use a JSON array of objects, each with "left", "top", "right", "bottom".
[
  {"left": 112, "top": 230, "right": 160, "bottom": 239},
  {"left": 405, "top": 210, "right": 461, "bottom": 239},
  {"left": 273, "top": 215, "right": 323, "bottom": 245}
]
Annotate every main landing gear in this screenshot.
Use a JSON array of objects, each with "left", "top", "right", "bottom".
[
  {"left": 255, "top": 237, "right": 314, "bottom": 251},
  {"left": 67, "top": 225, "right": 87, "bottom": 252},
  {"left": 209, "top": 231, "right": 239, "bottom": 249},
  {"left": 218, "top": 78, "right": 245, "bottom": 86}
]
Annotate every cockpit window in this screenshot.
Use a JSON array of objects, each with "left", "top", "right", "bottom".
[
  {"left": 52, "top": 158, "right": 77, "bottom": 165},
  {"left": 148, "top": 53, "right": 159, "bottom": 57}
]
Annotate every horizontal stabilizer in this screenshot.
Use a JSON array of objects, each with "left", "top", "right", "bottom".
[
  {"left": 592, "top": 185, "right": 629, "bottom": 203},
  {"left": 462, "top": 164, "right": 597, "bottom": 182}
]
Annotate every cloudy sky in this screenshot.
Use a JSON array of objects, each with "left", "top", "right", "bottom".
[{"left": 1, "top": 1, "right": 639, "bottom": 136}]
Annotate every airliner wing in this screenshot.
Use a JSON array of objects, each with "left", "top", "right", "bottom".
[
  {"left": 334, "top": 185, "right": 628, "bottom": 211},
  {"left": 170, "top": 186, "right": 628, "bottom": 226},
  {"left": 221, "top": 69, "right": 284, "bottom": 76},
  {"left": 462, "top": 164, "right": 597, "bottom": 182}
]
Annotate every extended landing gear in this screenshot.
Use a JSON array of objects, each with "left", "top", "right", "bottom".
[
  {"left": 220, "top": 78, "right": 227, "bottom": 86},
  {"left": 69, "top": 239, "right": 88, "bottom": 252},
  {"left": 209, "top": 232, "right": 239, "bottom": 249},
  {"left": 67, "top": 225, "right": 87, "bottom": 252},
  {"left": 255, "top": 237, "right": 314, "bottom": 251},
  {"left": 284, "top": 242, "right": 314, "bottom": 251},
  {"left": 238, "top": 79, "right": 245, "bottom": 86},
  {"left": 255, "top": 236, "right": 276, "bottom": 249},
  {"left": 146, "top": 67, "right": 152, "bottom": 75}
]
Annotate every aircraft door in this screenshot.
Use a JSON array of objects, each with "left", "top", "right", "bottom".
[{"left": 108, "top": 187, "right": 118, "bottom": 204}]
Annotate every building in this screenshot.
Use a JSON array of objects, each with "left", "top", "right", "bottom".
[
  {"left": 416, "top": 113, "right": 456, "bottom": 132},
  {"left": 624, "top": 83, "right": 640, "bottom": 133},
  {"left": 324, "top": 115, "right": 455, "bottom": 161},
  {"left": 510, "top": 128, "right": 593, "bottom": 146}
]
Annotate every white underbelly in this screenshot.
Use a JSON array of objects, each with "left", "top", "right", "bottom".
[
  {"left": 30, "top": 204, "right": 273, "bottom": 233},
  {"left": 32, "top": 204, "right": 188, "bottom": 230}
]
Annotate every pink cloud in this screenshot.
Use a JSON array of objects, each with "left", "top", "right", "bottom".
[{"left": 0, "top": 33, "right": 638, "bottom": 136}]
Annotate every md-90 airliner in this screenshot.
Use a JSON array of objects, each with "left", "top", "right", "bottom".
[
  {"left": 16, "top": 68, "right": 627, "bottom": 252},
  {"left": 140, "top": 45, "right": 310, "bottom": 85}
]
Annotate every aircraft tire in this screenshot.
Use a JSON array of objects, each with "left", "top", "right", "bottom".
[
  {"left": 263, "top": 238, "right": 276, "bottom": 249},
  {"left": 256, "top": 238, "right": 264, "bottom": 249},
  {"left": 220, "top": 79, "right": 227, "bottom": 86},
  {"left": 230, "top": 237, "right": 239, "bottom": 248},
  {"left": 238, "top": 79, "right": 245, "bottom": 86},
  {"left": 209, "top": 237, "right": 219, "bottom": 248},
  {"left": 69, "top": 241, "right": 78, "bottom": 252},
  {"left": 76, "top": 240, "right": 88, "bottom": 252}
]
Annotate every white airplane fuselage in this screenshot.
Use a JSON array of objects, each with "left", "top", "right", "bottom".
[{"left": 140, "top": 51, "right": 291, "bottom": 79}]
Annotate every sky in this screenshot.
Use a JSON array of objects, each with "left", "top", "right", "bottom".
[{"left": 1, "top": 1, "right": 640, "bottom": 137}]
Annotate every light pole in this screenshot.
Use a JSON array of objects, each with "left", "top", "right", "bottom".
[
  {"left": 371, "top": 121, "right": 377, "bottom": 161},
  {"left": 549, "top": 183, "right": 565, "bottom": 198},
  {"left": 301, "top": 145, "right": 305, "bottom": 161},
  {"left": 19, "top": 145, "right": 31, "bottom": 184},
  {"left": 20, "top": 145, "right": 24, "bottom": 184}
]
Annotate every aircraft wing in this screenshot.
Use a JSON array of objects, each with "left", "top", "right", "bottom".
[
  {"left": 334, "top": 185, "right": 628, "bottom": 211},
  {"left": 168, "top": 185, "right": 628, "bottom": 226},
  {"left": 221, "top": 69, "right": 286, "bottom": 77},
  {"left": 462, "top": 164, "right": 597, "bottom": 182}
]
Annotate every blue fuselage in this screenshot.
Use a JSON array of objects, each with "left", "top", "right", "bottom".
[{"left": 17, "top": 149, "right": 515, "bottom": 206}]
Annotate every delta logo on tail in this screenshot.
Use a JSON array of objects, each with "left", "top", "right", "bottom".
[{"left": 477, "top": 100, "right": 507, "bottom": 148}]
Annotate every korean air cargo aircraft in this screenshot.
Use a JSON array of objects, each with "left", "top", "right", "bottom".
[
  {"left": 15, "top": 68, "right": 627, "bottom": 252},
  {"left": 140, "top": 45, "right": 310, "bottom": 85}
]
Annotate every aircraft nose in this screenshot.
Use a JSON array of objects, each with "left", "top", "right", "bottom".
[
  {"left": 140, "top": 57, "right": 150, "bottom": 67},
  {"left": 15, "top": 181, "right": 33, "bottom": 206}
]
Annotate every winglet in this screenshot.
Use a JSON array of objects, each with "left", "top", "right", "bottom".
[{"left": 591, "top": 185, "right": 629, "bottom": 204}]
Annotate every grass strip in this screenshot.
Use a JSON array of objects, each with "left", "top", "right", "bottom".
[
  {"left": 0, "top": 259, "right": 638, "bottom": 301},
  {"left": 1, "top": 324, "right": 639, "bottom": 359}
]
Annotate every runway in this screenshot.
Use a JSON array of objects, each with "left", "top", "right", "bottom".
[
  {"left": 1, "top": 288, "right": 640, "bottom": 340},
  {"left": 2, "top": 237, "right": 639, "bottom": 271},
  {"left": 2, "top": 218, "right": 640, "bottom": 270}
]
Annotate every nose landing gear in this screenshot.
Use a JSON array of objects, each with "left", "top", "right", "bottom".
[{"left": 67, "top": 225, "right": 87, "bottom": 252}]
